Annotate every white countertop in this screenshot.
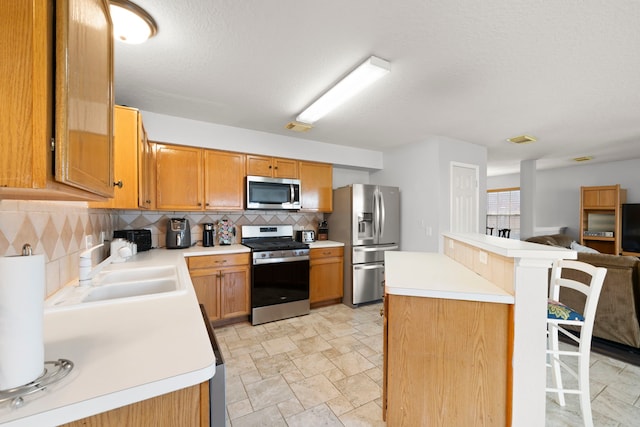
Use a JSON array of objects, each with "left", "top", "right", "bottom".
[
  {"left": 442, "top": 232, "right": 577, "bottom": 260},
  {"left": 0, "top": 245, "right": 249, "bottom": 427},
  {"left": 385, "top": 251, "right": 514, "bottom": 304}
]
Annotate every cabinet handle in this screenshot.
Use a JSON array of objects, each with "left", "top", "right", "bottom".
[
  {"left": 214, "top": 260, "right": 227, "bottom": 264},
  {"left": 206, "top": 202, "right": 210, "bottom": 206},
  {"left": 197, "top": 202, "right": 202, "bottom": 206},
  {"left": 145, "top": 200, "right": 151, "bottom": 204},
  {"left": 269, "top": 165, "right": 272, "bottom": 169},
  {"left": 113, "top": 181, "right": 123, "bottom": 188}
]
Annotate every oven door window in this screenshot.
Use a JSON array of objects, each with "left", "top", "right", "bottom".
[{"left": 252, "top": 259, "right": 309, "bottom": 307}]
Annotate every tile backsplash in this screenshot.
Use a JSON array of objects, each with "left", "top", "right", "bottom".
[
  {"left": 0, "top": 200, "right": 113, "bottom": 296},
  {"left": 0, "top": 200, "right": 325, "bottom": 297},
  {"left": 113, "top": 210, "right": 325, "bottom": 248}
]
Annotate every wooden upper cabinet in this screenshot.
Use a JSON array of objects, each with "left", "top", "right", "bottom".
[
  {"left": 156, "top": 144, "right": 203, "bottom": 210},
  {"left": 138, "top": 123, "right": 156, "bottom": 209},
  {"left": 582, "top": 186, "right": 620, "bottom": 209},
  {"left": 0, "top": 0, "right": 114, "bottom": 201},
  {"left": 55, "top": 0, "right": 114, "bottom": 197},
  {"left": 90, "top": 106, "right": 139, "bottom": 209},
  {"left": 246, "top": 155, "right": 298, "bottom": 178},
  {"left": 299, "top": 161, "right": 333, "bottom": 212},
  {"left": 204, "top": 150, "right": 245, "bottom": 210}
]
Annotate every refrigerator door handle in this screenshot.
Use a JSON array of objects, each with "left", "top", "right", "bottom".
[
  {"left": 379, "top": 191, "right": 385, "bottom": 238},
  {"left": 353, "top": 263, "right": 384, "bottom": 270},
  {"left": 372, "top": 189, "right": 378, "bottom": 237},
  {"left": 353, "top": 245, "right": 399, "bottom": 253}
]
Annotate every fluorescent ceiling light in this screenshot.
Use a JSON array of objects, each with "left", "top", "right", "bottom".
[
  {"left": 296, "top": 56, "right": 390, "bottom": 125},
  {"left": 110, "top": 0, "right": 158, "bottom": 44}
]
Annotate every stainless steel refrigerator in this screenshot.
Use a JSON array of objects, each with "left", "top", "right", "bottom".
[{"left": 327, "top": 184, "right": 400, "bottom": 307}]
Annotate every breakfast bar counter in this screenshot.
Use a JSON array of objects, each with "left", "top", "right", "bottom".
[{"left": 382, "top": 233, "right": 576, "bottom": 426}]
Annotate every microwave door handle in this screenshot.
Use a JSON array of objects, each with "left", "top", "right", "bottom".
[{"left": 290, "top": 184, "right": 294, "bottom": 204}]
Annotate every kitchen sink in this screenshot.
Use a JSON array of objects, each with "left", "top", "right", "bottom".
[
  {"left": 46, "top": 265, "right": 185, "bottom": 308},
  {"left": 82, "top": 278, "right": 178, "bottom": 302},
  {"left": 94, "top": 265, "right": 177, "bottom": 285}
]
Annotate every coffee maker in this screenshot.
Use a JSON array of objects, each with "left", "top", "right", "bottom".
[
  {"left": 166, "top": 218, "right": 191, "bottom": 249},
  {"left": 202, "top": 223, "right": 214, "bottom": 247}
]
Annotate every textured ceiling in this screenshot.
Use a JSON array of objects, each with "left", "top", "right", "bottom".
[{"left": 113, "top": 0, "right": 640, "bottom": 176}]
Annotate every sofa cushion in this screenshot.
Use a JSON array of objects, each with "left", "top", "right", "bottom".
[
  {"left": 526, "top": 235, "right": 559, "bottom": 246},
  {"left": 549, "top": 234, "right": 573, "bottom": 248},
  {"left": 571, "top": 241, "right": 600, "bottom": 253},
  {"left": 525, "top": 233, "right": 573, "bottom": 248},
  {"left": 561, "top": 252, "right": 640, "bottom": 348}
]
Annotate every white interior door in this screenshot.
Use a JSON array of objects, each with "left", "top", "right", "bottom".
[{"left": 450, "top": 162, "right": 479, "bottom": 233}]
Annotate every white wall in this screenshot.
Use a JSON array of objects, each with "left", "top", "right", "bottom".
[
  {"left": 370, "top": 136, "right": 487, "bottom": 252},
  {"left": 332, "top": 167, "right": 370, "bottom": 189},
  {"left": 487, "top": 158, "right": 640, "bottom": 240},
  {"left": 142, "top": 110, "right": 490, "bottom": 250},
  {"left": 141, "top": 110, "right": 384, "bottom": 170}
]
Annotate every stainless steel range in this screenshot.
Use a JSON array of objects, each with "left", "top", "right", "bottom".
[{"left": 241, "top": 225, "right": 310, "bottom": 325}]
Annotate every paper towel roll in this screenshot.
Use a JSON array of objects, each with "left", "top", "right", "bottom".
[{"left": 0, "top": 253, "right": 45, "bottom": 390}]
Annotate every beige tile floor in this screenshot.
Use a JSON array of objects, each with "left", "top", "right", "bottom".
[{"left": 215, "top": 302, "right": 640, "bottom": 426}]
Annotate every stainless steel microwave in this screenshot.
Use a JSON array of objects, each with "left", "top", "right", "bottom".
[{"left": 246, "top": 175, "right": 301, "bottom": 210}]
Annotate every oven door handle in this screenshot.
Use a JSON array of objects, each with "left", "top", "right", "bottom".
[{"left": 253, "top": 255, "right": 310, "bottom": 265}]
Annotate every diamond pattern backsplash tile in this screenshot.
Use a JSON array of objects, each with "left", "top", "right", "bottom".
[
  {"left": 0, "top": 200, "right": 113, "bottom": 297},
  {"left": 113, "top": 209, "right": 326, "bottom": 248},
  {"left": 1, "top": 200, "right": 327, "bottom": 297}
]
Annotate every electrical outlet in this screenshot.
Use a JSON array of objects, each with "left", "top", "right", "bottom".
[
  {"left": 478, "top": 251, "right": 488, "bottom": 264},
  {"left": 85, "top": 235, "right": 94, "bottom": 249}
]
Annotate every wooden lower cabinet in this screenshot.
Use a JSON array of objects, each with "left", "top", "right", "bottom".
[
  {"left": 188, "top": 253, "right": 250, "bottom": 324},
  {"left": 383, "top": 294, "right": 511, "bottom": 426},
  {"left": 62, "top": 382, "right": 209, "bottom": 427},
  {"left": 309, "top": 246, "right": 344, "bottom": 307}
]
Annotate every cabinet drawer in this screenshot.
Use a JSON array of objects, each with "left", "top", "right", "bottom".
[
  {"left": 310, "top": 246, "right": 344, "bottom": 259},
  {"left": 188, "top": 253, "right": 249, "bottom": 270}
]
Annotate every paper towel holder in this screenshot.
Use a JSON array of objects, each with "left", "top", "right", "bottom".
[
  {"left": 21, "top": 243, "right": 32, "bottom": 256},
  {"left": 0, "top": 359, "right": 74, "bottom": 408}
]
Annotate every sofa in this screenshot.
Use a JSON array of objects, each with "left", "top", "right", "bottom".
[{"left": 525, "top": 234, "right": 640, "bottom": 348}]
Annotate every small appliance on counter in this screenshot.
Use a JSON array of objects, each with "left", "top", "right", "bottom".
[
  {"left": 202, "top": 223, "right": 215, "bottom": 247},
  {"left": 295, "top": 230, "right": 315, "bottom": 243},
  {"left": 317, "top": 220, "right": 329, "bottom": 241},
  {"left": 216, "top": 219, "right": 235, "bottom": 245},
  {"left": 113, "top": 229, "right": 152, "bottom": 252},
  {"left": 166, "top": 218, "right": 191, "bottom": 249}
]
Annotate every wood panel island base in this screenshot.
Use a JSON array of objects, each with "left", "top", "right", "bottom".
[
  {"left": 385, "top": 294, "right": 510, "bottom": 426},
  {"left": 383, "top": 233, "right": 576, "bottom": 426}
]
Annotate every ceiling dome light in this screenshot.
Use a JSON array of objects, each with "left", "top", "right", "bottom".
[{"left": 110, "top": 0, "right": 158, "bottom": 44}]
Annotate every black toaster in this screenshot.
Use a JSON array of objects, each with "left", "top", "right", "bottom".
[{"left": 113, "top": 229, "right": 152, "bottom": 252}]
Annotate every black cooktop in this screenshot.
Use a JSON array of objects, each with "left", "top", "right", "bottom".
[{"left": 242, "top": 238, "right": 308, "bottom": 252}]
